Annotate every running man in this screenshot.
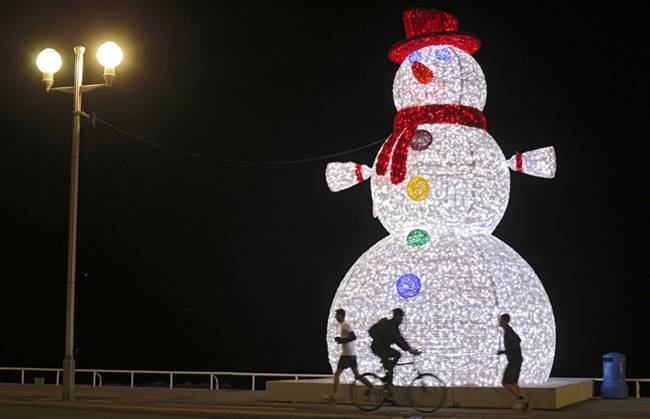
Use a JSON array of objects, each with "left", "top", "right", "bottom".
[
  {"left": 497, "top": 313, "right": 532, "bottom": 411},
  {"left": 368, "top": 308, "right": 421, "bottom": 388},
  {"left": 322, "top": 308, "right": 369, "bottom": 403}
]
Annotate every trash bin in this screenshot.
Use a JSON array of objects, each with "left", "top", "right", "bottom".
[{"left": 601, "top": 352, "right": 627, "bottom": 398}]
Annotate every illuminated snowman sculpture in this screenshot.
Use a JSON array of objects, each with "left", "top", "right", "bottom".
[{"left": 325, "top": 9, "right": 557, "bottom": 386}]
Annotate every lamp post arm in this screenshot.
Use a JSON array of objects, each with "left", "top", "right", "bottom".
[{"left": 50, "top": 83, "right": 109, "bottom": 94}]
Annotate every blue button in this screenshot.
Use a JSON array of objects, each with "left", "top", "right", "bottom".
[{"left": 396, "top": 273, "right": 422, "bottom": 298}]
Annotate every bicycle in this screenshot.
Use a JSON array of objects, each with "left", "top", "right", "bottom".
[{"left": 350, "top": 354, "right": 446, "bottom": 413}]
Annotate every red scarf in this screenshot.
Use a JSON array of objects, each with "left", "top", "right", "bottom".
[{"left": 376, "top": 104, "right": 487, "bottom": 184}]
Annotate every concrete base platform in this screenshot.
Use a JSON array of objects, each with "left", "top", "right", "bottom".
[{"left": 266, "top": 377, "right": 593, "bottom": 410}]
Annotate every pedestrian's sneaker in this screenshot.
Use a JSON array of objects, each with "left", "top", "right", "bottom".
[
  {"left": 512, "top": 400, "right": 526, "bottom": 410},
  {"left": 320, "top": 393, "right": 336, "bottom": 404}
]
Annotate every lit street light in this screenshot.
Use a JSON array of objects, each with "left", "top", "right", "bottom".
[
  {"left": 97, "top": 41, "right": 123, "bottom": 86},
  {"left": 36, "top": 42, "right": 123, "bottom": 401},
  {"left": 36, "top": 48, "right": 62, "bottom": 91}
]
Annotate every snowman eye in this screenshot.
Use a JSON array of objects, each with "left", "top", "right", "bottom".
[
  {"left": 408, "top": 51, "right": 423, "bottom": 64},
  {"left": 435, "top": 48, "right": 452, "bottom": 62}
]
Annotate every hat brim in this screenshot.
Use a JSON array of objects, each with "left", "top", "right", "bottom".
[{"left": 388, "top": 32, "right": 481, "bottom": 64}]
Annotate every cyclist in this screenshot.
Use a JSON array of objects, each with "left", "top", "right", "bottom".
[{"left": 368, "top": 308, "right": 421, "bottom": 388}]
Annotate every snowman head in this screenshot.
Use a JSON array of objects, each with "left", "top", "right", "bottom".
[
  {"left": 392, "top": 45, "right": 487, "bottom": 111},
  {"left": 388, "top": 8, "right": 485, "bottom": 111}
]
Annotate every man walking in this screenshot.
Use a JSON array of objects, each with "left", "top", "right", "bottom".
[
  {"left": 498, "top": 313, "right": 531, "bottom": 411},
  {"left": 322, "top": 308, "right": 369, "bottom": 403}
]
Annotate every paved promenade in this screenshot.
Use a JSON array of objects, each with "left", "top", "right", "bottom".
[{"left": 0, "top": 383, "right": 648, "bottom": 418}]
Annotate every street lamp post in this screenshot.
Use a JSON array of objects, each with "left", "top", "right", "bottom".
[{"left": 36, "top": 42, "right": 123, "bottom": 401}]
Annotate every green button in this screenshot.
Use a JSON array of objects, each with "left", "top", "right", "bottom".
[{"left": 406, "top": 229, "right": 430, "bottom": 247}]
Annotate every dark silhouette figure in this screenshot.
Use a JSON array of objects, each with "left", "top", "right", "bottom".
[
  {"left": 498, "top": 313, "right": 531, "bottom": 411},
  {"left": 369, "top": 308, "right": 421, "bottom": 387}
]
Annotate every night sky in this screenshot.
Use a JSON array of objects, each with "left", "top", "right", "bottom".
[{"left": 1, "top": 1, "right": 648, "bottom": 382}]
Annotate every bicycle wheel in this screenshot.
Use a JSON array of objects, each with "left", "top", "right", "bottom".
[
  {"left": 350, "top": 372, "right": 385, "bottom": 411},
  {"left": 408, "top": 373, "right": 446, "bottom": 413}
]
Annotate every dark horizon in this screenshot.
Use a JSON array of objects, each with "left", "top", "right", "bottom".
[{"left": 1, "top": 1, "right": 648, "bottom": 382}]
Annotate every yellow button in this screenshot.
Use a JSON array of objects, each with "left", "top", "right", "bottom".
[{"left": 406, "top": 176, "right": 430, "bottom": 201}]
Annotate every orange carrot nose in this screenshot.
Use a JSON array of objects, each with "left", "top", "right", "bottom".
[{"left": 411, "top": 61, "right": 433, "bottom": 84}]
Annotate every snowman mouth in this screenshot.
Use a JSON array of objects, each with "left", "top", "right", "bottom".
[{"left": 427, "top": 82, "right": 446, "bottom": 100}]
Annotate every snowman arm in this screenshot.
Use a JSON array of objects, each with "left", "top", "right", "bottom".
[
  {"left": 507, "top": 146, "right": 556, "bottom": 179},
  {"left": 325, "top": 162, "right": 372, "bottom": 192}
]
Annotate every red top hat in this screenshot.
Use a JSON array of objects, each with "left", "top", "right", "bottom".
[{"left": 388, "top": 8, "right": 481, "bottom": 64}]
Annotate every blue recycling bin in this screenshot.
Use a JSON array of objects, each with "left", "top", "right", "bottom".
[{"left": 601, "top": 352, "right": 628, "bottom": 398}]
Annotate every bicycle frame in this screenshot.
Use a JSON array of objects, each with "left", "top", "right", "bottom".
[
  {"left": 381, "top": 354, "right": 424, "bottom": 383},
  {"left": 351, "top": 352, "right": 446, "bottom": 413}
]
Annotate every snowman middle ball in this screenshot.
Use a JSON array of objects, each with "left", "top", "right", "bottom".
[
  {"left": 371, "top": 45, "right": 509, "bottom": 235},
  {"left": 371, "top": 124, "right": 510, "bottom": 236}
]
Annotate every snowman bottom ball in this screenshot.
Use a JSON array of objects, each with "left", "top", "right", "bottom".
[{"left": 326, "top": 233, "right": 555, "bottom": 386}]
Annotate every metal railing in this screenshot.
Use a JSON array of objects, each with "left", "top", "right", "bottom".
[
  {"left": 0, "top": 367, "right": 647, "bottom": 398},
  {"left": 0, "top": 367, "right": 331, "bottom": 391}
]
